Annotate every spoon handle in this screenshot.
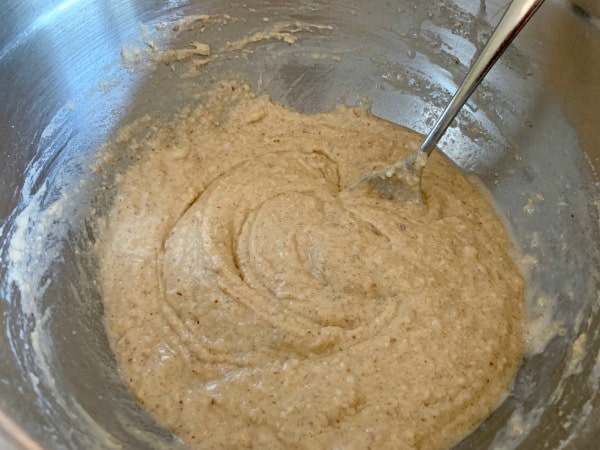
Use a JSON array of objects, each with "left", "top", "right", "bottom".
[{"left": 419, "top": 0, "right": 545, "bottom": 156}]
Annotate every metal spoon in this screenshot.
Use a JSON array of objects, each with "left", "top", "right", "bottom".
[{"left": 353, "top": 0, "right": 546, "bottom": 203}]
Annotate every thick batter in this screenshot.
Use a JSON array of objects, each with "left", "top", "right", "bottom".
[{"left": 97, "top": 81, "right": 524, "bottom": 449}]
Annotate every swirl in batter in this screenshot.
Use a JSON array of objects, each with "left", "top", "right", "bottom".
[{"left": 98, "top": 82, "right": 524, "bottom": 449}]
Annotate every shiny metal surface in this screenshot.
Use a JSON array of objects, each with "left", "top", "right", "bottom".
[
  {"left": 419, "top": 0, "right": 545, "bottom": 157},
  {"left": 352, "top": 0, "right": 546, "bottom": 202},
  {"left": 0, "top": 1, "right": 598, "bottom": 449}
]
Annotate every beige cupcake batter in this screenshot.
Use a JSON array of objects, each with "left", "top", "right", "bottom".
[{"left": 98, "top": 81, "right": 524, "bottom": 449}]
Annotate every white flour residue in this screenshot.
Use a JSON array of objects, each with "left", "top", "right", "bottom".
[
  {"left": 490, "top": 407, "right": 543, "bottom": 450},
  {"left": 5, "top": 185, "right": 74, "bottom": 317},
  {"left": 524, "top": 294, "right": 565, "bottom": 355},
  {"left": 120, "top": 14, "right": 229, "bottom": 70},
  {"left": 121, "top": 18, "right": 333, "bottom": 74},
  {"left": 567, "top": 333, "right": 588, "bottom": 375},
  {"left": 0, "top": 150, "right": 95, "bottom": 440},
  {"left": 221, "top": 22, "right": 333, "bottom": 52}
]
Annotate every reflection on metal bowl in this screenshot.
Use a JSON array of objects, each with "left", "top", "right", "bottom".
[{"left": 0, "top": 0, "right": 598, "bottom": 448}]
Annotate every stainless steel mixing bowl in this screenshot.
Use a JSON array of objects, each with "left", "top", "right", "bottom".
[{"left": 1, "top": 0, "right": 598, "bottom": 448}]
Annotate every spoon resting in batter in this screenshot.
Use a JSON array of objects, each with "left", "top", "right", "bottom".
[{"left": 354, "top": 0, "right": 545, "bottom": 203}]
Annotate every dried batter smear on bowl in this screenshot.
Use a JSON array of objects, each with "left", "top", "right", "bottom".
[{"left": 96, "top": 81, "right": 524, "bottom": 449}]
